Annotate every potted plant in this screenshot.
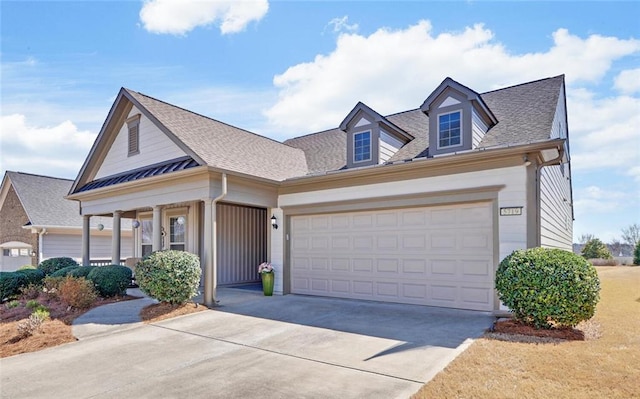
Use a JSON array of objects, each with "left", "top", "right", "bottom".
[{"left": 258, "top": 262, "right": 274, "bottom": 296}]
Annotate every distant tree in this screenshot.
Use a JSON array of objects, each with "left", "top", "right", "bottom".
[
  {"left": 578, "top": 234, "right": 595, "bottom": 245},
  {"left": 634, "top": 241, "right": 640, "bottom": 266},
  {"left": 581, "top": 238, "right": 613, "bottom": 260},
  {"left": 621, "top": 224, "right": 640, "bottom": 247},
  {"left": 609, "top": 239, "right": 624, "bottom": 257}
]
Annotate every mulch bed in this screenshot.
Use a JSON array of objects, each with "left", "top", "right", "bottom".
[
  {"left": 140, "top": 302, "right": 206, "bottom": 323},
  {"left": 489, "top": 318, "right": 585, "bottom": 341}
]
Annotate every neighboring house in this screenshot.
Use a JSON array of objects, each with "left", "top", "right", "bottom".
[
  {"left": 67, "top": 75, "right": 573, "bottom": 312},
  {"left": 0, "top": 171, "right": 133, "bottom": 271}
]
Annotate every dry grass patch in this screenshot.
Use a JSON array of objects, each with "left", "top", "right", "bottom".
[
  {"left": 1, "top": 293, "right": 138, "bottom": 358},
  {"left": 140, "top": 302, "right": 206, "bottom": 323},
  {"left": 412, "top": 266, "right": 640, "bottom": 399}
]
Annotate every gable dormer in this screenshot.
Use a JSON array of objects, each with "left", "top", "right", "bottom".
[
  {"left": 421, "top": 78, "right": 497, "bottom": 157},
  {"left": 339, "top": 102, "right": 413, "bottom": 169}
]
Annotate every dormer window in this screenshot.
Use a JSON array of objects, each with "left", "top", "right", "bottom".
[
  {"left": 353, "top": 131, "right": 371, "bottom": 162},
  {"left": 438, "top": 111, "right": 462, "bottom": 149}
]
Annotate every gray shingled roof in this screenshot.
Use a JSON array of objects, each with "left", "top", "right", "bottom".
[
  {"left": 7, "top": 172, "right": 123, "bottom": 229},
  {"left": 285, "top": 75, "right": 564, "bottom": 173},
  {"left": 125, "top": 90, "right": 308, "bottom": 181}
]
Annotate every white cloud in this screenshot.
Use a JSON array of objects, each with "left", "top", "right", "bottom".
[
  {"left": 326, "top": 16, "right": 359, "bottom": 34},
  {"left": 614, "top": 68, "right": 640, "bottom": 94},
  {"left": 139, "top": 0, "right": 268, "bottom": 35},
  {"left": 264, "top": 21, "right": 640, "bottom": 135},
  {"left": 568, "top": 89, "right": 640, "bottom": 175},
  {"left": 0, "top": 114, "right": 96, "bottom": 179}
]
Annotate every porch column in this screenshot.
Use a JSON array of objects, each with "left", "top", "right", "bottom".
[
  {"left": 82, "top": 215, "right": 90, "bottom": 266},
  {"left": 203, "top": 199, "right": 216, "bottom": 307},
  {"left": 152, "top": 206, "right": 163, "bottom": 251},
  {"left": 111, "top": 211, "right": 122, "bottom": 265}
]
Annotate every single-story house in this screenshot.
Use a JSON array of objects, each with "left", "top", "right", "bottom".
[
  {"left": 0, "top": 171, "right": 133, "bottom": 271},
  {"left": 67, "top": 75, "right": 573, "bottom": 312}
]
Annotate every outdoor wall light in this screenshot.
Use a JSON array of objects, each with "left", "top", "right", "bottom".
[
  {"left": 132, "top": 220, "right": 141, "bottom": 229},
  {"left": 177, "top": 216, "right": 186, "bottom": 225},
  {"left": 271, "top": 215, "right": 278, "bottom": 230},
  {"left": 97, "top": 223, "right": 104, "bottom": 231},
  {"left": 31, "top": 250, "right": 37, "bottom": 257},
  {"left": 523, "top": 155, "right": 532, "bottom": 167}
]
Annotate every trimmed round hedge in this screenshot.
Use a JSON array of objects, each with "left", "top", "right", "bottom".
[
  {"left": 69, "top": 266, "right": 97, "bottom": 278},
  {"left": 0, "top": 272, "right": 27, "bottom": 300},
  {"left": 15, "top": 268, "right": 45, "bottom": 286},
  {"left": 51, "top": 266, "right": 80, "bottom": 278},
  {"left": 87, "top": 265, "right": 132, "bottom": 297},
  {"left": 496, "top": 247, "right": 600, "bottom": 329},
  {"left": 38, "top": 257, "right": 79, "bottom": 276},
  {"left": 136, "top": 250, "right": 201, "bottom": 304}
]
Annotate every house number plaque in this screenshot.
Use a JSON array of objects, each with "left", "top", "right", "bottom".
[{"left": 500, "top": 207, "right": 523, "bottom": 216}]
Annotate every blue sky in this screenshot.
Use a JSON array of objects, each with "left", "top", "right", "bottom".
[{"left": 1, "top": 1, "right": 639, "bottom": 243}]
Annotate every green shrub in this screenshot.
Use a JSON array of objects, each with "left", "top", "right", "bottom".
[
  {"left": 581, "top": 238, "right": 612, "bottom": 260},
  {"left": 50, "top": 266, "right": 80, "bottom": 278},
  {"left": 496, "top": 247, "right": 600, "bottom": 329},
  {"left": 17, "top": 264, "right": 36, "bottom": 270},
  {"left": 87, "top": 265, "right": 132, "bottom": 297},
  {"left": 26, "top": 299, "right": 40, "bottom": 309},
  {"left": 0, "top": 272, "right": 28, "bottom": 301},
  {"left": 136, "top": 250, "right": 201, "bottom": 304},
  {"left": 69, "top": 266, "right": 97, "bottom": 278},
  {"left": 15, "top": 268, "right": 45, "bottom": 286},
  {"left": 6, "top": 300, "right": 20, "bottom": 309},
  {"left": 58, "top": 276, "right": 98, "bottom": 309},
  {"left": 634, "top": 241, "right": 640, "bottom": 266},
  {"left": 38, "top": 257, "right": 79, "bottom": 275}
]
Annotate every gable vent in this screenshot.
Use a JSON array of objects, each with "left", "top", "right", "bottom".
[{"left": 126, "top": 114, "right": 141, "bottom": 156}]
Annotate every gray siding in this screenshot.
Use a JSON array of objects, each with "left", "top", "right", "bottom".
[
  {"left": 472, "top": 109, "right": 488, "bottom": 148},
  {"left": 43, "top": 233, "right": 134, "bottom": 262},
  {"left": 540, "top": 87, "right": 572, "bottom": 250},
  {"left": 216, "top": 203, "right": 267, "bottom": 285}
]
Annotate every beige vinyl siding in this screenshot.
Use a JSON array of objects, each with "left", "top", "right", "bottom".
[
  {"left": 42, "top": 233, "right": 133, "bottom": 262},
  {"left": 379, "top": 130, "right": 403, "bottom": 164},
  {"left": 540, "top": 164, "right": 572, "bottom": 250},
  {"left": 471, "top": 109, "right": 488, "bottom": 149},
  {"left": 540, "top": 86, "right": 572, "bottom": 250},
  {"left": 95, "top": 106, "right": 187, "bottom": 179}
]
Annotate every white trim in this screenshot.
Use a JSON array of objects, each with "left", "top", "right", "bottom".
[
  {"left": 437, "top": 110, "right": 464, "bottom": 150},
  {"left": 353, "top": 130, "right": 372, "bottom": 163}
]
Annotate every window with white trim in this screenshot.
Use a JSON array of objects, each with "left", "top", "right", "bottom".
[
  {"left": 438, "top": 111, "right": 462, "bottom": 148},
  {"left": 353, "top": 131, "right": 371, "bottom": 162},
  {"left": 141, "top": 219, "right": 153, "bottom": 257},
  {"left": 169, "top": 216, "right": 186, "bottom": 251}
]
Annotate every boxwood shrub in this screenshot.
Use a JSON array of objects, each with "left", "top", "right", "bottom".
[
  {"left": 15, "top": 268, "right": 45, "bottom": 286},
  {"left": 50, "top": 266, "right": 80, "bottom": 278},
  {"left": 87, "top": 265, "right": 132, "bottom": 297},
  {"left": 496, "top": 247, "right": 600, "bottom": 329},
  {"left": 0, "top": 272, "right": 28, "bottom": 301},
  {"left": 69, "top": 266, "right": 97, "bottom": 278},
  {"left": 38, "top": 257, "right": 79, "bottom": 276},
  {"left": 136, "top": 250, "right": 201, "bottom": 304}
]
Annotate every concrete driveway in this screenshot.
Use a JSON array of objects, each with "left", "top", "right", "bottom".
[{"left": 1, "top": 287, "right": 493, "bottom": 399}]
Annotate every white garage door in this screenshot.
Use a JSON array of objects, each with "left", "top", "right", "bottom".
[{"left": 290, "top": 202, "right": 495, "bottom": 311}]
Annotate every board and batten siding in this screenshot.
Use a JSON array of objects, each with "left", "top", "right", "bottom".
[
  {"left": 42, "top": 234, "right": 134, "bottom": 262},
  {"left": 379, "top": 130, "right": 403, "bottom": 164},
  {"left": 540, "top": 85, "right": 572, "bottom": 250},
  {"left": 95, "top": 106, "right": 187, "bottom": 179}
]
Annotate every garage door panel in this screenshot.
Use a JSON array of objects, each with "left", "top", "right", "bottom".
[{"left": 290, "top": 202, "right": 495, "bottom": 311}]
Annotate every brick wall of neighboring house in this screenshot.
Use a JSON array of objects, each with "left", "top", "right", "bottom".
[{"left": 0, "top": 185, "right": 38, "bottom": 266}]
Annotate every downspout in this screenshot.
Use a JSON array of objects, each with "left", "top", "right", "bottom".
[
  {"left": 38, "top": 228, "right": 47, "bottom": 264},
  {"left": 534, "top": 145, "right": 565, "bottom": 247},
  {"left": 204, "top": 173, "right": 227, "bottom": 307}
]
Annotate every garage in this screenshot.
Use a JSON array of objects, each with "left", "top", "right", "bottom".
[{"left": 290, "top": 202, "right": 496, "bottom": 311}]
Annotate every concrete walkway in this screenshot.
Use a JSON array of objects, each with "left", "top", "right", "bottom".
[
  {"left": 3, "top": 288, "right": 494, "bottom": 399},
  {"left": 72, "top": 288, "right": 157, "bottom": 339}
]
